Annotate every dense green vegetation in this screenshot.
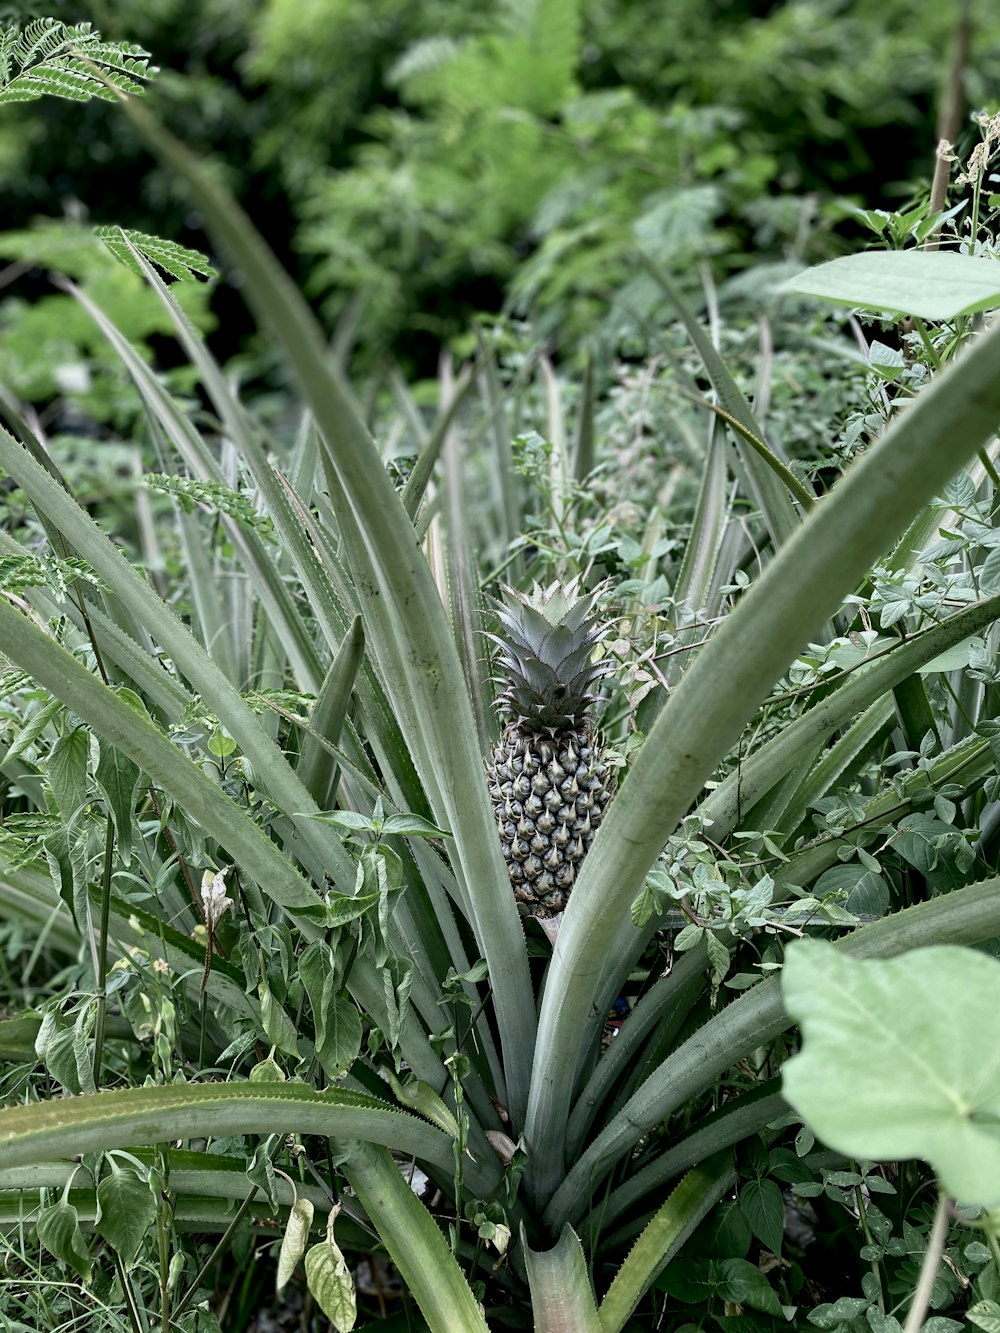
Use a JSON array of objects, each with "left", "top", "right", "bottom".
[{"left": 2, "top": 6, "right": 1000, "bottom": 1331}]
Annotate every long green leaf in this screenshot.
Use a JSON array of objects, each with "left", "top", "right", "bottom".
[
  {"left": 525, "top": 315, "right": 1000, "bottom": 1204},
  {"left": 342, "top": 1140, "right": 491, "bottom": 1333},
  {"left": 593, "top": 1086, "right": 785, "bottom": 1242},
  {"left": 598, "top": 1151, "right": 734, "bottom": 1333},
  {"left": 0, "top": 426, "right": 355, "bottom": 891},
  {"left": 544, "top": 875, "right": 1000, "bottom": 1230},
  {"left": 702, "top": 593, "right": 1000, "bottom": 836},
  {"left": 297, "top": 616, "right": 365, "bottom": 806},
  {"left": 61, "top": 275, "right": 326, "bottom": 691},
  {"left": 112, "top": 91, "right": 535, "bottom": 1121},
  {"left": 0, "top": 591, "right": 321, "bottom": 915},
  {"left": 0, "top": 1082, "right": 497, "bottom": 1195},
  {"left": 641, "top": 255, "right": 800, "bottom": 546}
]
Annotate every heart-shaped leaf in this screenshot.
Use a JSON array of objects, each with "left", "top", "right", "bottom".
[{"left": 781, "top": 941, "right": 1000, "bottom": 1205}]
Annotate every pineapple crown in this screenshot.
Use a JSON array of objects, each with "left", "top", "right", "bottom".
[{"left": 486, "top": 578, "right": 614, "bottom": 734}]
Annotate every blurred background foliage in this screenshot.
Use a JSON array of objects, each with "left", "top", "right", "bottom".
[{"left": 1, "top": 0, "right": 998, "bottom": 388}]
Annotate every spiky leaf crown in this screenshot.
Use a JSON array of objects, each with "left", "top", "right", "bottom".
[{"left": 487, "top": 579, "right": 613, "bottom": 734}]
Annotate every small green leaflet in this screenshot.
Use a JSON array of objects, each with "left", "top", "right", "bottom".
[
  {"left": 96, "top": 227, "right": 217, "bottom": 281},
  {"left": 144, "top": 474, "right": 272, "bottom": 533},
  {"left": 0, "top": 19, "right": 155, "bottom": 106}
]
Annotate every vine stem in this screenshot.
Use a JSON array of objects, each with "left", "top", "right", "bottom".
[{"left": 902, "top": 1190, "right": 950, "bottom": 1333}]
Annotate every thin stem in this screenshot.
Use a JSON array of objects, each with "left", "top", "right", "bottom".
[
  {"left": 902, "top": 1191, "right": 951, "bottom": 1333},
  {"left": 174, "top": 1132, "right": 297, "bottom": 1319},
  {"left": 155, "top": 1146, "right": 172, "bottom": 1333},
  {"left": 92, "top": 813, "right": 116, "bottom": 1082},
  {"left": 172, "top": 1186, "right": 264, "bottom": 1320},
  {"left": 851, "top": 1164, "right": 885, "bottom": 1316},
  {"left": 114, "top": 1250, "right": 149, "bottom": 1333}
]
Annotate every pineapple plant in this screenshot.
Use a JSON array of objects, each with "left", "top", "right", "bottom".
[{"left": 485, "top": 579, "right": 616, "bottom": 919}]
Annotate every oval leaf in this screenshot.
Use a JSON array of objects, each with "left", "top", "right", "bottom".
[{"left": 305, "top": 1208, "right": 357, "bottom": 1332}]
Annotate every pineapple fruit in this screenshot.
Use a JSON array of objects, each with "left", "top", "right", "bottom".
[{"left": 485, "top": 580, "right": 615, "bottom": 919}]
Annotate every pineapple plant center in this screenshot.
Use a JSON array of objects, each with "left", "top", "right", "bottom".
[{"left": 486, "top": 581, "right": 615, "bottom": 919}]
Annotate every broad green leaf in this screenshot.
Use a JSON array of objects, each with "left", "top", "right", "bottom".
[
  {"left": 249, "top": 1052, "right": 285, "bottom": 1082},
  {"left": 782, "top": 941, "right": 1000, "bottom": 1205},
  {"left": 305, "top": 1207, "right": 356, "bottom": 1331},
  {"left": 277, "top": 1197, "right": 315, "bottom": 1292},
  {"left": 296, "top": 891, "right": 381, "bottom": 930},
  {"left": 0, "top": 1010, "right": 41, "bottom": 1060},
  {"left": 247, "top": 1142, "right": 280, "bottom": 1211},
  {"left": 258, "top": 977, "right": 301, "bottom": 1059},
  {"left": 95, "top": 1164, "right": 156, "bottom": 1262},
  {"left": 967, "top": 1301, "right": 1000, "bottom": 1333},
  {"left": 715, "top": 1258, "right": 784, "bottom": 1317},
  {"left": 807, "top": 1296, "right": 870, "bottom": 1328},
  {"left": 738, "top": 1176, "right": 784, "bottom": 1255},
  {"left": 47, "top": 727, "right": 89, "bottom": 818},
  {"left": 814, "top": 864, "right": 889, "bottom": 919},
  {"left": 381, "top": 813, "right": 451, "bottom": 838},
  {"left": 316, "top": 995, "right": 363, "bottom": 1080},
  {"left": 784, "top": 251, "right": 1000, "bottom": 320},
  {"left": 94, "top": 740, "right": 142, "bottom": 863},
  {"left": 382, "top": 954, "right": 413, "bottom": 1056},
  {"left": 308, "top": 810, "right": 374, "bottom": 833},
  {"left": 36, "top": 1198, "right": 92, "bottom": 1283},
  {"left": 656, "top": 1256, "right": 782, "bottom": 1317}
]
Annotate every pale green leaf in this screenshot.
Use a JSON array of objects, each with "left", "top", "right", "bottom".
[
  {"left": 305, "top": 1208, "right": 357, "bottom": 1331},
  {"left": 277, "top": 1197, "right": 315, "bottom": 1292},
  {"left": 383, "top": 1070, "right": 460, "bottom": 1138},
  {"left": 96, "top": 226, "right": 217, "bottom": 281},
  {"left": 47, "top": 727, "right": 89, "bottom": 818},
  {"left": 739, "top": 1176, "right": 784, "bottom": 1254},
  {"left": 784, "top": 251, "right": 1000, "bottom": 321},
  {"left": 524, "top": 1223, "right": 601, "bottom": 1332},
  {"left": 316, "top": 995, "right": 362, "bottom": 1080},
  {"left": 967, "top": 1300, "right": 1000, "bottom": 1333},
  {"left": 782, "top": 941, "right": 1000, "bottom": 1205}
]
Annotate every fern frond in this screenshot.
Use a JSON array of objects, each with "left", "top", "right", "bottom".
[
  {"left": 143, "top": 475, "right": 273, "bottom": 536},
  {"left": 0, "top": 17, "right": 155, "bottom": 106},
  {"left": 387, "top": 36, "right": 463, "bottom": 95},
  {"left": 96, "top": 227, "right": 218, "bottom": 282},
  {"left": 0, "top": 553, "right": 106, "bottom": 597}
]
